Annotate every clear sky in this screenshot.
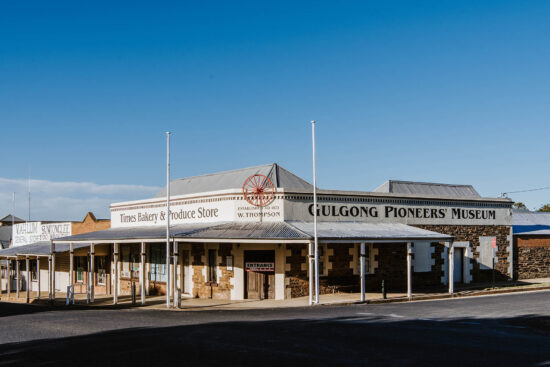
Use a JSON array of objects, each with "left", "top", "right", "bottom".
[{"left": 2, "top": 0, "right": 550, "bottom": 220}]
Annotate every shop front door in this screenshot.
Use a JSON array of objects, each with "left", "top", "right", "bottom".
[
  {"left": 244, "top": 250, "right": 275, "bottom": 300},
  {"left": 453, "top": 248, "right": 464, "bottom": 283}
]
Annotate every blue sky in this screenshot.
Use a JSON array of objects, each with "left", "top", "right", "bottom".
[{"left": 2, "top": 0, "right": 550, "bottom": 220}]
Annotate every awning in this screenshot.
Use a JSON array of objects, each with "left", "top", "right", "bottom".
[
  {"left": 53, "top": 223, "right": 224, "bottom": 243},
  {"left": 175, "top": 222, "right": 311, "bottom": 240},
  {"left": 287, "top": 221, "right": 453, "bottom": 242},
  {"left": 5, "top": 221, "right": 453, "bottom": 250}
]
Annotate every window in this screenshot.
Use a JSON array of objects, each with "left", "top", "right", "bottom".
[
  {"left": 318, "top": 245, "right": 327, "bottom": 276},
  {"left": 97, "top": 257, "right": 106, "bottom": 285},
  {"left": 149, "top": 245, "right": 166, "bottom": 282},
  {"left": 31, "top": 260, "right": 38, "bottom": 281},
  {"left": 208, "top": 249, "right": 217, "bottom": 283},
  {"left": 131, "top": 250, "right": 140, "bottom": 278},
  {"left": 76, "top": 257, "right": 86, "bottom": 283}
]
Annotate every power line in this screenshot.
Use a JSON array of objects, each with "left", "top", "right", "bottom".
[{"left": 501, "top": 186, "right": 550, "bottom": 197}]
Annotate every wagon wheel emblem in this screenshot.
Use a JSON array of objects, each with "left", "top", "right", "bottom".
[{"left": 243, "top": 174, "right": 275, "bottom": 207}]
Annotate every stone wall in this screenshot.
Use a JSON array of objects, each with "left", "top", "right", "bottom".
[
  {"left": 285, "top": 244, "right": 308, "bottom": 298},
  {"left": 212, "top": 243, "right": 233, "bottom": 300},
  {"left": 191, "top": 243, "right": 206, "bottom": 298},
  {"left": 514, "top": 236, "right": 550, "bottom": 279},
  {"left": 415, "top": 225, "right": 511, "bottom": 282}
]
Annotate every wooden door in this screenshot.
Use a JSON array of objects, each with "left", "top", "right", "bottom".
[
  {"left": 264, "top": 273, "right": 275, "bottom": 299},
  {"left": 246, "top": 271, "right": 262, "bottom": 299},
  {"left": 244, "top": 250, "right": 275, "bottom": 300}
]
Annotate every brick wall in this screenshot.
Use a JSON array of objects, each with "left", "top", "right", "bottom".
[
  {"left": 71, "top": 212, "right": 110, "bottom": 235},
  {"left": 514, "top": 236, "right": 550, "bottom": 279}
]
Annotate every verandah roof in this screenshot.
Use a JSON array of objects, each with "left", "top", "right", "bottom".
[{"left": 0, "top": 221, "right": 452, "bottom": 257}]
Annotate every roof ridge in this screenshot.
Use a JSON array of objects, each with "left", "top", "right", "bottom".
[
  {"left": 171, "top": 163, "right": 275, "bottom": 182},
  {"left": 386, "top": 180, "right": 475, "bottom": 188}
]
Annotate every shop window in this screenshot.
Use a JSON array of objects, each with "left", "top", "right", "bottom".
[
  {"left": 131, "top": 250, "right": 140, "bottom": 278},
  {"left": 75, "top": 257, "right": 86, "bottom": 283},
  {"left": 318, "top": 245, "right": 327, "bottom": 276},
  {"left": 31, "top": 260, "right": 38, "bottom": 281},
  {"left": 97, "top": 257, "right": 106, "bottom": 285},
  {"left": 121, "top": 246, "right": 130, "bottom": 278},
  {"left": 208, "top": 249, "right": 217, "bottom": 283},
  {"left": 149, "top": 245, "right": 167, "bottom": 282}
]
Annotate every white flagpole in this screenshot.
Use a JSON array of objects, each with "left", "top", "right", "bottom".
[
  {"left": 166, "top": 131, "right": 171, "bottom": 309},
  {"left": 28, "top": 166, "right": 31, "bottom": 222},
  {"left": 11, "top": 193, "right": 15, "bottom": 247},
  {"left": 312, "top": 120, "right": 320, "bottom": 304}
]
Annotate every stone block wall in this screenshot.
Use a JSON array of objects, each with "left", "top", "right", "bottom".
[
  {"left": 191, "top": 244, "right": 206, "bottom": 298},
  {"left": 285, "top": 244, "right": 308, "bottom": 298},
  {"left": 212, "top": 243, "right": 233, "bottom": 300},
  {"left": 415, "top": 225, "right": 511, "bottom": 282},
  {"left": 514, "top": 236, "right": 550, "bottom": 279}
]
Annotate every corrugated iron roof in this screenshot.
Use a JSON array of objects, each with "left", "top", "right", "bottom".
[
  {"left": 513, "top": 210, "right": 550, "bottom": 235},
  {"left": 287, "top": 221, "right": 453, "bottom": 241},
  {"left": 56, "top": 223, "right": 222, "bottom": 242},
  {"left": 374, "top": 180, "right": 480, "bottom": 198},
  {"left": 155, "top": 163, "right": 312, "bottom": 198},
  {"left": 176, "top": 222, "right": 311, "bottom": 240}
]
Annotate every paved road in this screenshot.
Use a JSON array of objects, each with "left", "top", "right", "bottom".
[{"left": 0, "top": 291, "right": 549, "bottom": 366}]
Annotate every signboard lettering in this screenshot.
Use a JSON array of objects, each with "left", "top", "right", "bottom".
[{"left": 245, "top": 262, "right": 275, "bottom": 272}]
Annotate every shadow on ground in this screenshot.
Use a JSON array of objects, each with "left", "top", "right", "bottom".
[{"left": 0, "top": 313, "right": 548, "bottom": 367}]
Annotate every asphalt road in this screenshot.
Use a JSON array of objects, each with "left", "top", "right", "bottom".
[{"left": 0, "top": 291, "right": 549, "bottom": 366}]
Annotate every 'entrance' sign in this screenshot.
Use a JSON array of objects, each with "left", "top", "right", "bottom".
[{"left": 245, "top": 262, "right": 275, "bottom": 272}]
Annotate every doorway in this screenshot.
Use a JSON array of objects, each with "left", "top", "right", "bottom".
[
  {"left": 244, "top": 250, "right": 275, "bottom": 300},
  {"left": 453, "top": 247, "right": 464, "bottom": 283}
]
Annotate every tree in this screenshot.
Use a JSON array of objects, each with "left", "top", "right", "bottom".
[
  {"left": 513, "top": 202, "right": 528, "bottom": 210},
  {"left": 538, "top": 204, "right": 550, "bottom": 212}
]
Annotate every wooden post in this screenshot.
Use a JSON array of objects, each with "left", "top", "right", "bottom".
[
  {"left": 25, "top": 256, "right": 30, "bottom": 303},
  {"left": 16, "top": 260, "right": 20, "bottom": 299},
  {"left": 407, "top": 242, "right": 412, "bottom": 301},
  {"left": 48, "top": 256, "right": 51, "bottom": 300},
  {"left": 172, "top": 240, "right": 178, "bottom": 307},
  {"left": 0, "top": 257, "right": 3, "bottom": 299},
  {"left": 113, "top": 243, "right": 119, "bottom": 304},
  {"left": 448, "top": 242, "right": 454, "bottom": 294},
  {"left": 360, "top": 242, "right": 366, "bottom": 302},
  {"left": 69, "top": 243, "right": 74, "bottom": 287},
  {"left": 51, "top": 242, "right": 56, "bottom": 302},
  {"left": 6, "top": 259, "right": 10, "bottom": 299},
  {"left": 37, "top": 257, "right": 41, "bottom": 299},
  {"left": 141, "top": 242, "right": 146, "bottom": 305},
  {"left": 90, "top": 243, "right": 95, "bottom": 302}
]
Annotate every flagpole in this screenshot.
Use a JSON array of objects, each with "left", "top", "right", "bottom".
[
  {"left": 312, "top": 120, "right": 320, "bottom": 304},
  {"left": 12, "top": 192, "right": 15, "bottom": 247},
  {"left": 166, "top": 131, "right": 171, "bottom": 309}
]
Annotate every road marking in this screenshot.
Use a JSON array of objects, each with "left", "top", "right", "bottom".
[
  {"left": 388, "top": 314, "right": 405, "bottom": 318},
  {"left": 379, "top": 289, "right": 550, "bottom": 306},
  {"left": 355, "top": 312, "right": 405, "bottom": 319}
]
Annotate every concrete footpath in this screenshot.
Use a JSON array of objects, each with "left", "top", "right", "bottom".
[{"left": 2, "top": 278, "right": 549, "bottom": 310}]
